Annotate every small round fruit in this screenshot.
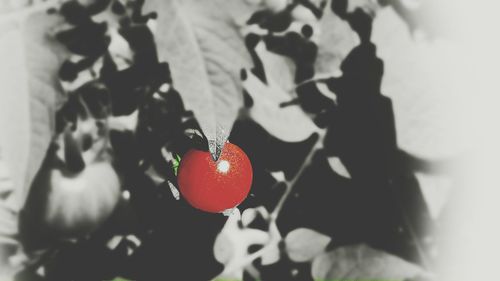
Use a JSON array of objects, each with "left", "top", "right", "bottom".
[
  {"left": 44, "top": 161, "right": 121, "bottom": 236},
  {"left": 177, "top": 142, "right": 253, "bottom": 213}
]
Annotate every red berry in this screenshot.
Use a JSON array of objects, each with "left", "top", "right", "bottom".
[{"left": 177, "top": 142, "right": 253, "bottom": 213}]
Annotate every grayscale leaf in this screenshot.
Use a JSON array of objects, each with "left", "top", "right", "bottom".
[
  {"left": 312, "top": 244, "right": 429, "bottom": 280},
  {"left": 285, "top": 227, "right": 331, "bottom": 262},
  {"left": 144, "top": 0, "right": 254, "bottom": 144}
]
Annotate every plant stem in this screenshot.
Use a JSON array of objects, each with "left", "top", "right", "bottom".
[
  {"left": 270, "top": 129, "right": 325, "bottom": 221},
  {"left": 222, "top": 130, "right": 325, "bottom": 276}
]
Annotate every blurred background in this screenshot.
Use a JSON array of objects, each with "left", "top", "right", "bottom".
[{"left": 0, "top": 0, "right": 499, "bottom": 280}]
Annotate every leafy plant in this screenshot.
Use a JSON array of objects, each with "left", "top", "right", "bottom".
[{"left": 0, "top": 0, "right": 455, "bottom": 281}]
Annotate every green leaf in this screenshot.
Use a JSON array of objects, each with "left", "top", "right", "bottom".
[{"left": 172, "top": 154, "right": 181, "bottom": 176}]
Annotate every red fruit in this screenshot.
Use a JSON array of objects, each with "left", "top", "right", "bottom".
[{"left": 177, "top": 142, "right": 253, "bottom": 213}]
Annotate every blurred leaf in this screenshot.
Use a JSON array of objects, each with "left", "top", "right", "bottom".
[
  {"left": 372, "top": 7, "right": 464, "bottom": 158},
  {"left": 380, "top": 0, "right": 455, "bottom": 38},
  {"left": 20, "top": 8, "right": 69, "bottom": 187},
  {"left": 0, "top": 7, "right": 67, "bottom": 273},
  {"left": 0, "top": 6, "right": 68, "bottom": 206},
  {"left": 285, "top": 227, "right": 331, "bottom": 262},
  {"left": 314, "top": 0, "right": 358, "bottom": 76},
  {"left": 214, "top": 207, "right": 281, "bottom": 280},
  {"left": 252, "top": 35, "right": 297, "bottom": 93},
  {"left": 144, "top": 0, "right": 254, "bottom": 144},
  {"left": 311, "top": 244, "right": 428, "bottom": 280},
  {"left": 214, "top": 208, "right": 268, "bottom": 280},
  {"left": 242, "top": 70, "right": 319, "bottom": 142},
  {"left": 111, "top": 277, "right": 132, "bottom": 281}
]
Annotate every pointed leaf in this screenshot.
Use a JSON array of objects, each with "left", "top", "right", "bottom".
[
  {"left": 327, "top": 156, "right": 351, "bottom": 178},
  {"left": 285, "top": 227, "right": 332, "bottom": 262},
  {"left": 144, "top": 0, "right": 254, "bottom": 145}
]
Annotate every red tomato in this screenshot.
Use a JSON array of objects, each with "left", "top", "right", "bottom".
[{"left": 177, "top": 142, "right": 253, "bottom": 213}]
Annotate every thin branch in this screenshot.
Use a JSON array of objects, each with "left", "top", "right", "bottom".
[
  {"left": 222, "top": 130, "right": 325, "bottom": 276},
  {"left": 270, "top": 129, "right": 325, "bottom": 220}
]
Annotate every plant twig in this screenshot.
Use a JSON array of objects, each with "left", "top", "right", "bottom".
[
  {"left": 270, "top": 129, "right": 325, "bottom": 220},
  {"left": 222, "top": 129, "right": 325, "bottom": 276}
]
